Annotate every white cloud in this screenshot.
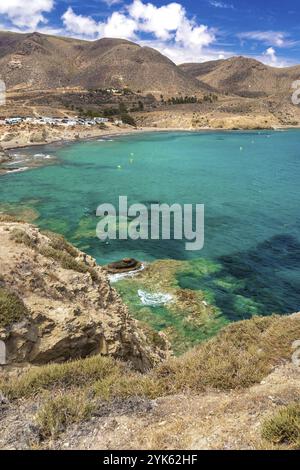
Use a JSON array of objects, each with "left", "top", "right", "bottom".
[
  {"left": 257, "top": 47, "right": 290, "bottom": 67},
  {"left": 0, "top": 0, "right": 54, "bottom": 29},
  {"left": 62, "top": 7, "right": 100, "bottom": 37},
  {"left": 128, "top": 0, "right": 185, "bottom": 40},
  {"left": 265, "top": 46, "right": 277, "bottom": 63},
  {"left": 209, "top": 1, "right": 234, "bottom": 9},
  {"left": 62, "top": 7, "right": 137, "bottom": 40},
  {"left": 262, "top": 46, "right": 283, "bottom": 66},
  {"left": 175, "top": 18, "right": 215, "bottom": 48},
  {"left": 238, "top": 31, "right": 294, "bottom": 48},
  {"left": 62, "top": 1, "right": 216, "bottom": 54},
  {"left": 101, "top": 0, "right": 123, "bottom": 6},
  {"left": 140, "top": 38, "right": 232, "bottom": 64},
  {"left": 103, "top": 12, "right": 137, "bottom": 39}
]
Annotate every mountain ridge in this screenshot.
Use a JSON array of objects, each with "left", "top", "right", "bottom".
[{"left": 1, "top": 30, "right": 300, "bottom": 99}]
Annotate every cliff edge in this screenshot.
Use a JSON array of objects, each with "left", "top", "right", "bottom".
[{"left": 0, "top": 220, "right": 169, "bottom": 371}]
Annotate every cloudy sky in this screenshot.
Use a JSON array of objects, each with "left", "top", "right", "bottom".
[{"left": 0, "top": 0, "right": 300, "bottom": 66}]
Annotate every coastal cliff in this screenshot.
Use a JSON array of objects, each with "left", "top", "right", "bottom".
[
  {"left": 0, "top": 220, "right": 169, "bottom": 370},
  {"left": 0, "top": 220, "right": 299, "bottom": 450}
]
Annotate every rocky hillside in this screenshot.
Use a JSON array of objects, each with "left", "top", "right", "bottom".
[
  {"left": 0, "top": 31, "right": 202, "bottom": 96},
  {"left": 0, "top": 219, "right": 169, "bottom": 370},
  {"left": 0, "top": 313, "right": 299, "bottom": 449},
  {"left": 1, "top": 30, "right": 300, "bottom": 127},
  {"left": 180, "top": 56, "right": 300, "bottom": 98}
]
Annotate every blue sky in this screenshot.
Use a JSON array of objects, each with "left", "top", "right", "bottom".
[{"left": 0, "top": 0, "right": 300, "bottom": 65}]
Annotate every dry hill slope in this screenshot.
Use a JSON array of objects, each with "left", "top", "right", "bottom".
[
  {"left": 0, "top": 31, "right": 203, "bottom": 96},
  {"left": 180, "top": 56, "right": 300, "bottom": 98}
]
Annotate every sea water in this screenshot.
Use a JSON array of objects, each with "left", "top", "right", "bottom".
[{"left": 1, "top": 130, "right": 299, "bottom": 338}]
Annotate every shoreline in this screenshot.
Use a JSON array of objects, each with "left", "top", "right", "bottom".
[
  {"left": 2, "top": 123, "right": 300, "bottom": 152},
  {"left": 1, "top": 125, "right": 177, "bottom": 151}
]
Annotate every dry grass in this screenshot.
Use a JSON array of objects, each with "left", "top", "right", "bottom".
[
  {"left": 4, "top": 314, "right": 299, "bottom": 401},
  {"left": 10, "top": 228, "right": 36, "bottom": 249},
  {"left": 42, "top": 230, "right": 78, "bottom": 258},
  {"left": 151, "top": 315, "right": 300, "bottom": 393},
  {"left": 261, "top": 402, "right": 300, "bottom": 449},
  {"left": 36, "top": 392, "right": 94, "bottom": 439},
  {"left": 0, "top": 214, "right": 22, "bottom": 223},
  {"left": 39, "top": 245, "right": 99, "bottom": 281},
  {"left": 7, "top": 225, "right": 99, "bottom": 281},
  {"left": 1, "top": 355, "right": 123, "bottom": 399},
  {"left": 138, "top": 419, "right": 189, "bottom": 450},
  {"left": 2, "top": 314, "right": 299, "bottom": 441},
  {"left": 0, "top": 287, "right": 29, "bottom": 328}
]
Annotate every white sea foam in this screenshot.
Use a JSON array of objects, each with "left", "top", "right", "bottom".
[
  {"left": 108, "top": 264, "right": 145, "bottom": 283},
  {"left": 6, "top": 167, "right": 29, "bottom": 174},
  {"left": 138, "top": 290, "right": 173, "bottom": 307},
  {"left": 34, "top": 153, "right": 51, "bottom": 159},
  {"left": 6, "top": 160, "right": 25, "bottom": 165}
]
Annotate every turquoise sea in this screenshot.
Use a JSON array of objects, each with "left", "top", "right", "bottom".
[{"left": 1, "top": 130, "right": 300, "bottom": 346}]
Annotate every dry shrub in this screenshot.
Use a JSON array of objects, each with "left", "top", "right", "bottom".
[{"left": 261, "top": 402, "right": 300, "bottom": 449}]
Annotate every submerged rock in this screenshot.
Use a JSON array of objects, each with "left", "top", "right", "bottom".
[
  {"left": 106, "top": 258, "right": 142, "bottom": 274},
  {"left": 0, "top": 222, "right": 169, "bottom": 371}
]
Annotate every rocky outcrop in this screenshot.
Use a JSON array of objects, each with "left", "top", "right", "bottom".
[
  {"left": 0, "top": 221, "right": 169, "bottom": 371},
  {"left": 0, "top": 145, "right": 11, "bottom": 164}
]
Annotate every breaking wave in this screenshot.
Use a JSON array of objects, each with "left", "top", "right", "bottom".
[{"left": 138, "top": 290, "right": 173, "bottom": 306}]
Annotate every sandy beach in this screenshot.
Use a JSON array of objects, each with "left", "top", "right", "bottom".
[
  {"left": 2, "top": 119, "right": 298, "bottom": 152},
  {"left": 0, "top": 122, "right": 164, "bottom": 150}
]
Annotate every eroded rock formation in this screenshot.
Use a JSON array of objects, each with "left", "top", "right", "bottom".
[{"left": 0, "top": 221, "right": 169, "bottom": 371}]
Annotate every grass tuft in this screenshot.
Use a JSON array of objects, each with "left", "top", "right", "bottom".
[
  {"left": 0, "top": 287, "right": 29, "bottom": 328},
  {"left": 151, "top": 315, "right": 300, "bottom": 393},
  {"left": 1, "top": 355, "right": 123, "bottom": 399},
  {"left": 261, "top": 402, "right": 300, "bottom": 448},
  {"left": 42, "top": 230, "right": 78, "bottom": 258},
  {"left": 36, "top": 393, "right": 94, "bottom": 439},
  {"left": 0, "top": 214, "right": 23, "bottom": 223},
  {"left": 39, "top": 245, "right": 99, "bottom": 281},
  {"left": 10, "top": 228, "right": 36, "bottom": 249}
]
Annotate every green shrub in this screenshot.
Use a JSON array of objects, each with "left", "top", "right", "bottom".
[
  {"left": 261, "top": 403, "right": 300, "bottom": 448},
  {"left": 121, "top": 113, "right": 136, "bottom": 126},
  {"left": 0, "top": 287, "right": 29, "bottom": 328}
]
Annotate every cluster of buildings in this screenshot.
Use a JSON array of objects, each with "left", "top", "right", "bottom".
[{"left": 0, "top": 116, "right": 110, "bottom": 127}]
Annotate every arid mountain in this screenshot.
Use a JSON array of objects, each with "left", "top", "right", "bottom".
[
  {"left": 1, "top": 30, "right": 300, "bottom": 127},
  {"left": 0, "top": 31, "right": 202, "bottom": 96},
  {"left": 180, "top": 56, "right": 300, "bottom": 98},
  {"left": 0, "top": 31, "right": 84, "bottom": 90},
  {"left": 1, "top": 29, "right": 300, "bottom": 99}
]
